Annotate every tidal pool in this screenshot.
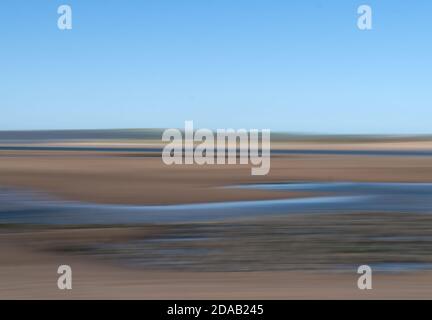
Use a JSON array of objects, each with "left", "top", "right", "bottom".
[{"left": 1, "top": 181, "right": 432, "bottom": 225}]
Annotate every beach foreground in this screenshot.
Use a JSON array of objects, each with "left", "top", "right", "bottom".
[{"left": 1, "top": 139, "right": 432, "bottom": 299}]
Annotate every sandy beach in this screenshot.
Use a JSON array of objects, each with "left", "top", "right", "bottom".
[
  {"left": 1, "top": 141, "right": 432, "bottom": 299},
  {"left": 2, "top": 227, "right": 432, "bottom": 300},
  {"left": 1, "top": 150, "right": 432, "bottom": 205}
]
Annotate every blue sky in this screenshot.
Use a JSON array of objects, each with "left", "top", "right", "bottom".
[{"left": 1, "top": 0, "right": 431, "bottom": 133}]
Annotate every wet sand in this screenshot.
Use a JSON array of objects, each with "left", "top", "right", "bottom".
[
  {"left": 1, "top": 233, "right": 432, "bottom": 299},
  {"left": 1, "top": 146, "right": 432, "bottom": 299},
  {"left": 1, "top": 150, "right": 432, "bottom": 205}
]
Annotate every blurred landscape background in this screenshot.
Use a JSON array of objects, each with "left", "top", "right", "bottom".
[
  {"left": 2, "top": 0, "right": 432, "bottom": 299},
  {"left": 2, "top": 131, "right": 432, "bottom": 298}
]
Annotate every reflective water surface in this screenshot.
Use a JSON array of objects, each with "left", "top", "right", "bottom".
[{"left": 1, "top": 181, "right": 432, "bottom": 225}]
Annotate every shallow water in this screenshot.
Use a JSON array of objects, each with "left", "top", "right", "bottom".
[
  {"left": 1, "top": 181, "right": 432, "bottom": 225},
  {"left": 3, "top": 182, "right": 432, "bottom": 272}
]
